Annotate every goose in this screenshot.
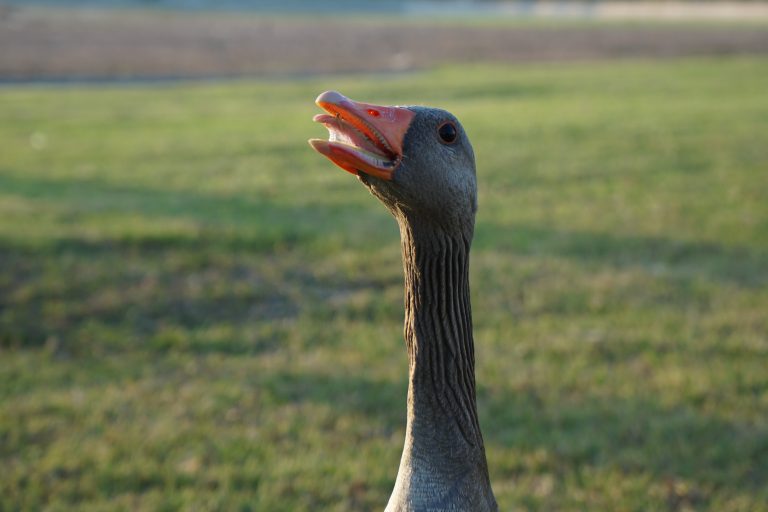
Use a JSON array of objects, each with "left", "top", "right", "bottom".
[{"left": 309, "top": 91, "right": 497, "bottom": 511}]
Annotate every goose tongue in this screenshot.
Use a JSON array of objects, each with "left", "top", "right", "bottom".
[{"left": 309, "top": 90, "right": 415, "bottom": 181}]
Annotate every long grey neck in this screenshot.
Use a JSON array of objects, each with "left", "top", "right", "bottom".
[{"left": 386, "top": 215, "right": 497, "bottom": 512}]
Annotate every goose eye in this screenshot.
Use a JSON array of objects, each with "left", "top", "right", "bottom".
[{"left": 437, "top": 121, "right": 458, "bottom": 144}]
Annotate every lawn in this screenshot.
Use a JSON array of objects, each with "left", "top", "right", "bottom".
[{"left": 1, "top": 57, "right": 767, "bottom": 511}]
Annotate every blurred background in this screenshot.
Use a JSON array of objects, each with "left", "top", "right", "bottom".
[{"left": 1, "top": 1, "right": 767, "bottom": 511}]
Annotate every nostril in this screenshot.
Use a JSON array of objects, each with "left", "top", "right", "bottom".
[{"left": 367, "top": 109, "right": 381, "bottom": 117}]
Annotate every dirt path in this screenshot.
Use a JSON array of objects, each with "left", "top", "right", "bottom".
[{"left": 1, "top": 6, "right": 767, "bottom": 81}]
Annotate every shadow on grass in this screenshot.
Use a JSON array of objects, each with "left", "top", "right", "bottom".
[
  {"left": 0, "top": 231, "right": 298, "bottom": 352},
  {"left": 0, "top": 231, "right": 397, "bottom": 352},
  {"left": 0, "top": 171, "right": 332, "bottom": 249},
  {"left": 263, "top": 370, "right": 407, "bottom": 432},
  {"left": 476, "top": 221, "right": 768, "bottom": 289}
]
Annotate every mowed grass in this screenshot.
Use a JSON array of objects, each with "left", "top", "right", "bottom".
[{"left": 1, "top": 56, "right": 767, "bottom": 511}]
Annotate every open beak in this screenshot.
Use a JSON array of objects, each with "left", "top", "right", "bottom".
[{"left": 309, "top": 91, "right": 415, "bottom": 181}]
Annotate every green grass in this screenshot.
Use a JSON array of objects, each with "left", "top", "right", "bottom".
[{"left": 1, "top": 56, "right": 767, "bottom": 511}]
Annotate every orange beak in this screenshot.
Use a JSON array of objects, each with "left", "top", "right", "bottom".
[{"left": 309, "top": 91, "right": 415, "bottom": 181}]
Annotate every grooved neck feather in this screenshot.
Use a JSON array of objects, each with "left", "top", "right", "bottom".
[{"left": 386, "top": 214, "right": 497, "bottom": 512}]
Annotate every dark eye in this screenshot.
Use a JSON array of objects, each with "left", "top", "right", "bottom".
[{"left": 437, "top": 121, "right": 458, "bottom": 144}]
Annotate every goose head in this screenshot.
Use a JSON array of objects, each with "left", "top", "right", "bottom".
[{"left": 309, "top": 91, "right": 477, "bottom": 234}]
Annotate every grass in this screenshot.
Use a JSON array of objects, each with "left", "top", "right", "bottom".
[{"left": 1, "top": 56, "right": 767, "bottom": 511}]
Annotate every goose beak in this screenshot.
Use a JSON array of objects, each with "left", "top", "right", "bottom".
[{"left": 309, "top": 91, "right": 415, "bottom": 181}]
